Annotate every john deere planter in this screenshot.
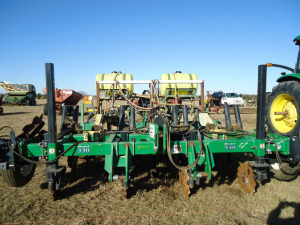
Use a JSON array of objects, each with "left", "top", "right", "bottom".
[{"left": 1, "top": 36, "right": 300, "bottom": 199}]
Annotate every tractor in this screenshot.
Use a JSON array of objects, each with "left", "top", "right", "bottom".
[{"left": 265, "top": 35, "right": 300, "bottom": 181}]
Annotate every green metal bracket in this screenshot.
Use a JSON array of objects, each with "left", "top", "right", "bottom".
[
  {"left": 204, "top": 144, "right": 215, "bottom": 180},
  {"left": 47, "top": 143, "right": 57, "bottom": 161},
  {"left": 104, "top": 142, "right": 132, "bottom": 183},
  {"left": 187, "top": 143, "right": 197, "bottom": 180},
  {"left": 254, "top": 139, "right": 266, "bottom": 156},
  {"left": 125, "top": 144, "right": 132, "bottom": 182}
]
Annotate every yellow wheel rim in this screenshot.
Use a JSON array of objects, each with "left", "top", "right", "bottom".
[{"left": 270, "top": 94, "right": 298, "bottom": 133}]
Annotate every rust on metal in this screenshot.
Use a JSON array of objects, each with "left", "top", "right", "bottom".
[
  {"left": 274, "top": 111, "right": 288, "bottom": 116},
  {"left": 188, "top": 142, "right": 195, "bottom": 147},
  {"left": 200, "top": 82, "right": 205, "bottom": 113},
  {"left": 18, "top": 114, "right": 45, "bottom": 138},
  {"left": 43, "top": 88, "right": 82, "bottom": 113},
  {"left": 201, "top": 172, "right": 209, "bottom": 177},
  {"left": 237, "top": 162, "right": 256, "bottom": 194},
  {"left": 179, "top": 169, "right": 190, "bottom": 198}
]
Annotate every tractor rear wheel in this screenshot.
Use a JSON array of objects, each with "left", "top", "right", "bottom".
[
  {"left": 2, "top": 163, "right": 36, "bottom": 187},
  {"left": 266, "top": 81, "right": 300, "bottom": 137}
]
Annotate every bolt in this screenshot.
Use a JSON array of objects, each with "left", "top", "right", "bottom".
[{"left": 112, "top": 175, "right": 119, "bottom": 181}]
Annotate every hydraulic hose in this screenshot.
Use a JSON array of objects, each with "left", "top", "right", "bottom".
[
  {"left": 8, "top": 140, "right": 87, "bottom": 165},
  {"left": 157, "top": 111, "right": 203, "bottom": 170},
  {"left": 267, "top": 133, "right": 300, "bottom": 175},
  {"left": 115, "top": 80, "right": 160, "bottom": 111}
]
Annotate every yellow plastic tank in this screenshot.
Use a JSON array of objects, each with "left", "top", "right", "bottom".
[
  {"left": 95, "top": 72, "right": 134, "bottom": 95},
  {"left": 160, "top": 72, "right": 198, "bottom": 96}
]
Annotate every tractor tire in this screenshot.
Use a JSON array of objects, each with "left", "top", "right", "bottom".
[
  {"left": 270, "top": 162, "right": 299, "bottom": 181},
  {"left": 2, "top": 163, "right": 36, "bottom": 187},
  {"left": 43, "top": 104, "right": 48, "bottom": 116},
  {"left": 266, "top": 81, "right": 300, "bottom": 137},
  {"left": 0, "top": 107, "right": 3, "bottom": 115}
]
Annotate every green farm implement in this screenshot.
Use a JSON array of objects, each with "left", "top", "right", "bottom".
[
  {"left": 0, "top": 82, "right": 36, "bottom": 106},
  {"left": 1, "top": 36, "right": 300, "bottom": 198}
]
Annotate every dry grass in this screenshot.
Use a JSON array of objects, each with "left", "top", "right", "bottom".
[{"left": 0, "top": 100, "right": 299, "bottom": 224}]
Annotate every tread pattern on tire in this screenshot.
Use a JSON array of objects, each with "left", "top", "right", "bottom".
[{"left": 2, "top": 164, "right": 36, "bottom": 187}]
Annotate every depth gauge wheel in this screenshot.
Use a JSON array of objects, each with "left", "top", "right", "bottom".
[
  {"left": 2, "top": 163, "right": 36, "bottom": 187},
  {"left": 266, "top": 81, "right": 300, "bottom": 137},
  {"left": 270, "top": 162, "right": 299, "bottom": 181}
]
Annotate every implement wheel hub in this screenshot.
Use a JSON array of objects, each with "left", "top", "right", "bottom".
[
  {"left": 237, "top": 163, "right": 256, "bottom": 194},
  {"left": 270, "top": 94, "right": 297, "bottom": 133}
]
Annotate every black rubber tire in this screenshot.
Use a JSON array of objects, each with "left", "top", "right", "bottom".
[
  {"left": 0, "top": 107, "right": 3, "bottom": 115},
  {"left": 270, "top": 163, "right": 299, "bottom": 181},
  {"left": 43, "top": 104, "right": 48, "bottom": 115},
  {"left": 266, "top": 81, "right": 300, "bottom": 137},
  {"left": 2, "top": 164, "right": 36, "bottom": 187}
]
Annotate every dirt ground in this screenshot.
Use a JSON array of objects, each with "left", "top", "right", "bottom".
[{"left": 0, "top": 100, "right": 299, "bottom": 225}]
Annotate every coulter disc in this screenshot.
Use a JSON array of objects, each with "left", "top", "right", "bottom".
[{"left": 237, "top": 163, "right": 256, "bottom": 194}]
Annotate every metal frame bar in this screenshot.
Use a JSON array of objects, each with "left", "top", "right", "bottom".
[
  {"left": 96, "top": 80, "right": 204, "bottom": 84},
  {"left": 256, "top": 65, "right": 267, "bottom": 140}
]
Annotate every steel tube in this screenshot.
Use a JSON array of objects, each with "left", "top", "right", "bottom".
[
  {"left": 45, "top": 63, "right": 58, "bottom": 191},
  {"left": 130, "top": 106, "right": 136, "bottom": 129},
  {"left": 96, "top": 80, "right": 204, "bottom": 84},
  {"left": 45, "top": 63, "right": 57, "bottom": 143},
  {"left": 173, "top": 105, "right": 179, "bottom": 125},
  {"left": 274, "top": 111, "right": 288, "bottom": 115},
  {"left": 96, "top": 82, "right": 100, "bottom": 114},
  {"left": 234, "top": 105, "right": 243, "bottom": 129},
  {"left": 201, "top": 82, "right": 205, "bottom": 113},
  {"left": 119, "top": 105, "right": 125, "bottom": 130},
  {"left": 256, "top": 65, "right": 267, "bottom": 140},
  {"left": 224, "top": 104, "right": 232, "bottom": 130},
  {"left": 183, "top": 105, "right": 189, "bottom": 125}
]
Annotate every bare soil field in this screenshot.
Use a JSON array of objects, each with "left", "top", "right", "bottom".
[{"left": 0, "top": 100, "right": 299, "bottom": 225}]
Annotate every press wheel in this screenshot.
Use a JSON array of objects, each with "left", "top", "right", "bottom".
[{"left": 2, "top": 163, "right": 36, "bottom": 187}]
